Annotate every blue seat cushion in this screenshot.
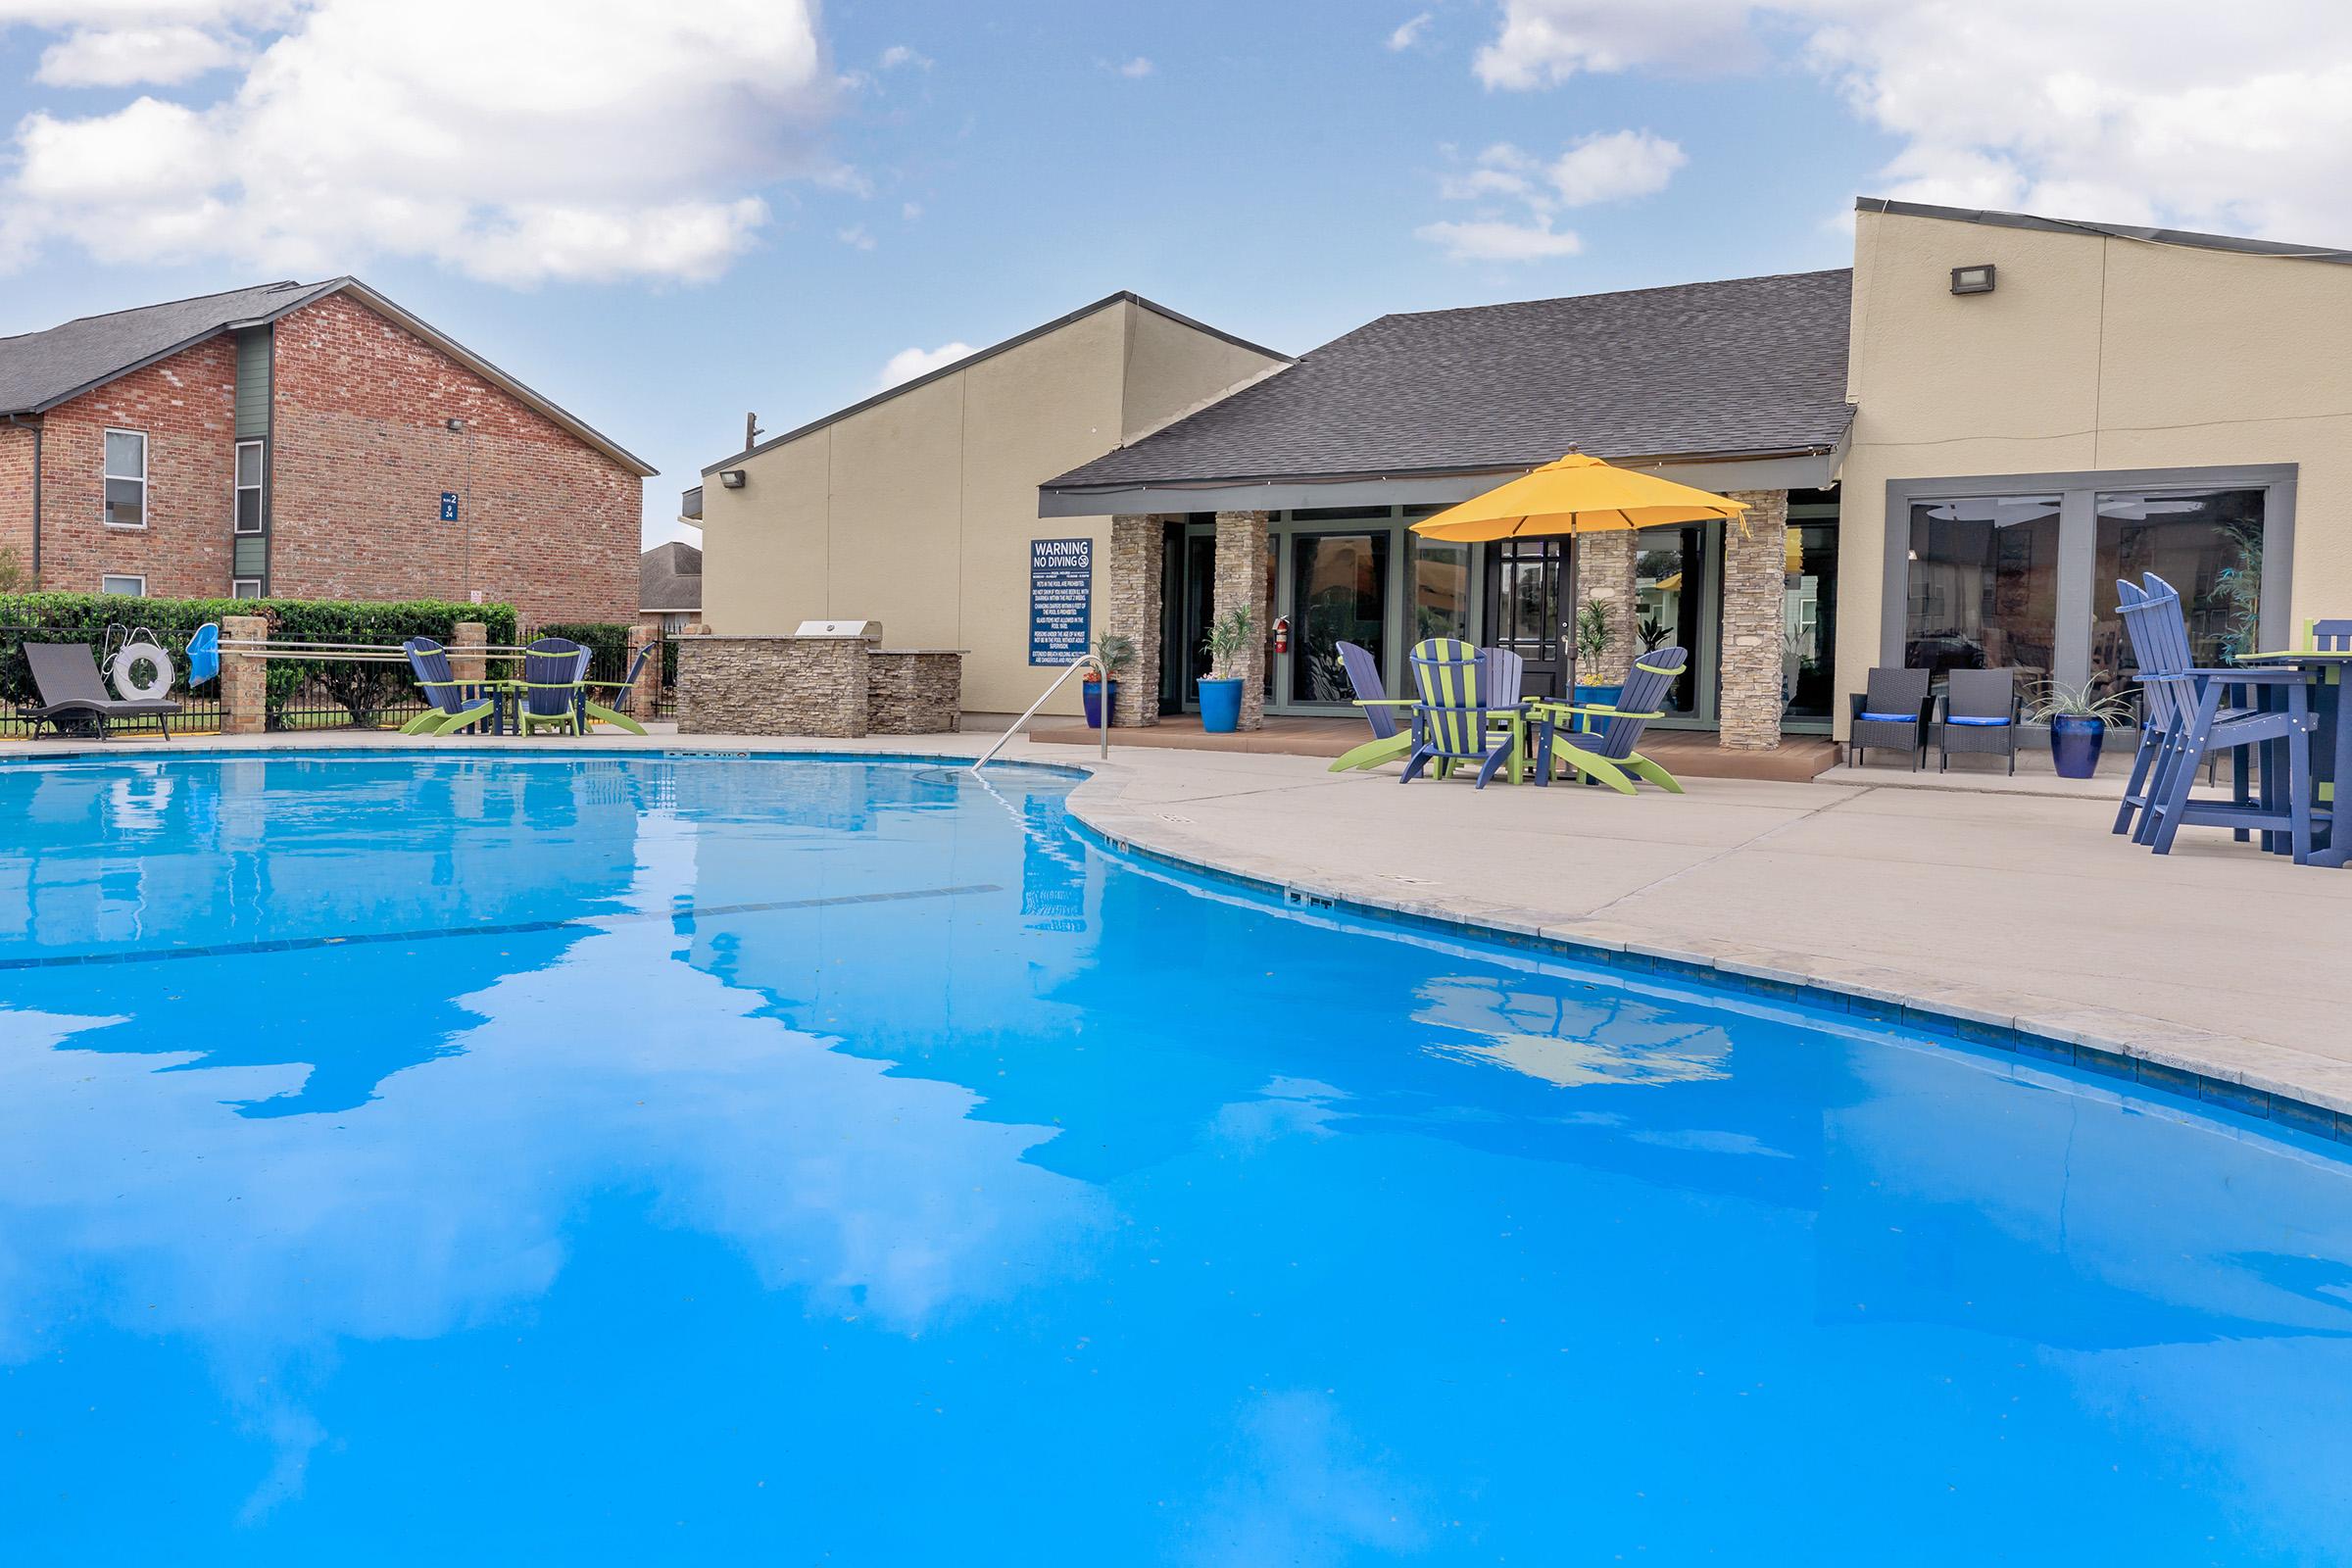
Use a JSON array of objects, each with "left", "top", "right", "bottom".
[
  {"left": 1858, "top": 711, "right": 1920, "bottom": 723},
  {"left": 1945, "top": 715, "right": 2012, "bottom": 727}
]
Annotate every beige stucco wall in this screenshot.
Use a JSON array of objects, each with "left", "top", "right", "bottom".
[
  {"left": 1837, "top": 207, "right": 2352, "bottom": 734},
  {"left": 699, "top": 298, "right": 1284, "bottom": 714}
]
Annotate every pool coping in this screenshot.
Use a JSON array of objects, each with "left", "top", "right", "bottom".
[{"left": 9, "top": 730, "right": 2350, "bottom": 1145}]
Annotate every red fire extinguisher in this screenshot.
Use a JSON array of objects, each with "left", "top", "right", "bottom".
[{"left": 1273, "top": 615, "right": 1291, "bottom": 656}]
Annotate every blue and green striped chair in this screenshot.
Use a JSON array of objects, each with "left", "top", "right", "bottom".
[{"left": 1399, "top": 638, "right": 1518, "bottom": 789}]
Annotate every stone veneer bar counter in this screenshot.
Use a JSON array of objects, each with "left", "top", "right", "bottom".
[{"left": 674, "top": 634, "right": 965, "bottom": 738}]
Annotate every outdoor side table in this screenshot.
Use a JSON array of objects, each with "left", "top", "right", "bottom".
[{"left": 2230, "top": 650, "right": 2351, "bottom": 867}]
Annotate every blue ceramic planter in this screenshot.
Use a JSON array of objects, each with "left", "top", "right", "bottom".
[
  {"left": 1082, "top": 679, "right": 1117, "bottom": 729},
  {"left": 1198, "top": 678, "right": 1244, "bottom": 733},
  {"left": 2049, "top": 714, "right": 2106, "bottom": 778}
]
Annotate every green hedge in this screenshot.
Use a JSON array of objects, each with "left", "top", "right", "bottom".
[
  {"left": 0, "top": 592, "right": 518, "bottom": 726},
  {"left": 534, "top": 620, "right": 641, "bottom": 684}
]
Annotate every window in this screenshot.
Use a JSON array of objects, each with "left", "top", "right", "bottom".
[
  {"left": 2091, "top": 488, "right": 2264, "bottom": 678},
  {"left": 234, "top": 440, "right": 265, "bottom": 533},
  {"left": 232, "top": 578, "right": 264, "bottom": 599},
  {"left": 1410, "top": 537, "right": 1470, "bottom": 643},
  {"left": 104, "top": 429, "right": 146, "bottom": 528},
  {"left": 1904, "top": 494, "right": 2061, "bottom": 678},
  {"left": 101, "top": 574, "right": 146, "bottom": 597}
]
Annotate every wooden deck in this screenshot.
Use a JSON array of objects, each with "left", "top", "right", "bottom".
[{"left": 1029, "top": 713, "right": 1838, "bottom": 782}]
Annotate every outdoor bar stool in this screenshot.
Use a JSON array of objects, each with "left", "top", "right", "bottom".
[
  {"left": 2115, "top": 573, "right": 2319, "bottom": 861},
  {"left": 1936, "top": 667, "right": 2020, "bottom": 774},
  {"left": 1848, "top": 667, "right": 1934, "bottom": 769}
]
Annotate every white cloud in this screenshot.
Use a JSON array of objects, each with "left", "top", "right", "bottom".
[
  {"left": 878, "top": 42, "right": 930, "bottom": 70},
  {"left": 875, "top": 341, "right": 975, "bottom": 389},
  {"left": 836, "top": 222, "right": 875, "bottom": 251},
  {"left": 0, "top": 0, "right": 839, "bottom": 284},
  {"left": 1110, "top": 55, "right": 1153, "bottom": 77},
  {"left": 1414, "top": 216, "right": 1583, "bottom": 262},
  {"left": 1388, "top": 12, "right": 1433, "bottom": 50},
  {"left": 1472, "top": 0, "right": 2352, "bottom": 243},
  {"left": 901, "top": 201, "right": 923, "bottom": 221},
  {"left": 1547, "top": 128, "right": 1686, "bottom": 205},
  {"left": 34, "top": 24, "right": 243, "bottom": 85},
  {"left": 1420, "top": 131, "right": 1680, "bottom": 259}
]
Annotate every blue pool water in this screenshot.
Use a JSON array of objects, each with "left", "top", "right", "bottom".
[{"left": 3, "top": 754, "right": 2350, "bottom": 1562}]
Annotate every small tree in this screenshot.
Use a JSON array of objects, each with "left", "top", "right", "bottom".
[{"left": 1202, "top": 605, "right": 1256, "bottom": 681}]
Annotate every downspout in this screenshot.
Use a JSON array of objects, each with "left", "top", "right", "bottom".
[{"left": 4, "top": 413, "right": 37, "bottom": 583}]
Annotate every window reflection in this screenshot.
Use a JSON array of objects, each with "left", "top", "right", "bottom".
[
  {"left": 1904, "top": 496, "right": 2060, "bottom": 677},
  {"left": 1411, "top": 539, "right": 1470, "bottom": 644},
  {"left": 1290, "top": 533, "right": 1386, "bottom": 704},
  {"left": 2091, "top": 488, "right": 2263, "bottom": 678}
]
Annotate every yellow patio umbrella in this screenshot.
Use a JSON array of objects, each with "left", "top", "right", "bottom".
[{"left": 1410, "top": 450, "right": 1748, "bottom": 700}]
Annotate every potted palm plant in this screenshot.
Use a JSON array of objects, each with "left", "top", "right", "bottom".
[
  {"left": 1198, "top": 605, "right": 1255, "bottom": 733},
  {"left": 1083, "top": 632, "right": 1136, "bottom": 729},
  {"left": 1573, "top": 597, "right": 1621, "bottom": 710},
  {"left": 2025, "top": 677, "right": 2136, "bottom": 778}
]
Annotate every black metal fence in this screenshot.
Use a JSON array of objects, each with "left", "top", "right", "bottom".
[{"left": 2, "top": 622, "right": 679, "bottom": 741}]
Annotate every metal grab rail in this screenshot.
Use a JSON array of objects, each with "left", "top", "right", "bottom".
[{"left": 970, "top": 655, "right": 1109, "bottom": 773}]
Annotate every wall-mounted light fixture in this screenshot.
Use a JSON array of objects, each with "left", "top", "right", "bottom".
[
  {"left": 445, "top": 417, "right": 466, "bottom": 432},
  {"left": 1950, "top": 263, "right": 1996, "bottom": 296},
  {"left": 718, "top": 469, "right": 748, "bottom": 489}
]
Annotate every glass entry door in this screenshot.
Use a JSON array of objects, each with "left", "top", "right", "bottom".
[
  {"left": 1485, "top": 539, "right": 1568, "bottom": 699},
  {"left": 1288, "top": 531, "right": 1391, "bottom": 707}
]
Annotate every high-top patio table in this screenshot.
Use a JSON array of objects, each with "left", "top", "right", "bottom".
[{"left": 2229, "top": 649, "right": 2351, "bottom": 866}]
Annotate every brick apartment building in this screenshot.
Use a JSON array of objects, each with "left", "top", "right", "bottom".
[{"left": 0, "top": 278, "right": 653, "bottom": 624}]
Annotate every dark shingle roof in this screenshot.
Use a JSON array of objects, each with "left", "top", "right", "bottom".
[
  {"left": 1045, "top": 269, "right": 1854, "bottom": 490},
  {"left": 641, "top": 540, "right": 702, "bottom": 612},
  {"left": 0, "top": 280, "right": 339, "bottom": 415},
  {"left": 0, "top": 276, "right": 656, "bottom": 474}
]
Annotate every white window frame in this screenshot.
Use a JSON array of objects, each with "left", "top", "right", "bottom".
[
  {"left": 100, "top": 573, "right": 147, "bottom": 597},
  {"left": 233, "top": 438, "right": 265, "bottom": 534},
  {"left": 103, "top": 427, "right": 148, "bottom": 530},
  {"left": 232, "top": 577, "right": 263, "bottom": 599}
]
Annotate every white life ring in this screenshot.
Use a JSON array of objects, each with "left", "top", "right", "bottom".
[{"left": 110, "top": 640, "right": 174, "bottom": 702}]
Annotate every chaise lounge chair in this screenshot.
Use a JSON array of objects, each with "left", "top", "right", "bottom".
[
  {"left": 1529, "top": 647, "right": 1689, "bottom": 795},
  {"left": 399, "top": 637, "right": 499, "bottom": 736},
  {"left": 22, "top": 642, "right": 180, "bottom": 739}
]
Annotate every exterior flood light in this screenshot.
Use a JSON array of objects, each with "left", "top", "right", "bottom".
[
  {"left": 719, "top": 469, "right": 748, "bottom": 489},
  {"left": 1950, "top": 263, "right": 1996, "bottom": 295}
]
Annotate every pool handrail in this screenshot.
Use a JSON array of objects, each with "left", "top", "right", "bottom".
[{"left": 971, "top": 654, "right": 1108, "bottom": 773}]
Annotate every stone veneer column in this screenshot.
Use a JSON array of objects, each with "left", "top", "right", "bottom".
[
  {"left": 219, "top": 614, "right": 269, "bottom": 736},
  {"left": 1103, "top": 514, "right": 1167, "bottom": 727},
  {"left": 451, "top": 621, "right": 487, "bottom": 687},
  {"left": 1578, "top": 531, "right": 1642, "bottom": 683},
  {"left": 1716, "top": 489, "right": 1789, "bottom": 751},
  {"left": 1212, "top": 510, "right": 1270, "bottom": 731}
]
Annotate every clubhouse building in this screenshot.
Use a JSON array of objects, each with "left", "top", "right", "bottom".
[{"left": 689, "top": 199, "right": 2348, "bottom": 750}]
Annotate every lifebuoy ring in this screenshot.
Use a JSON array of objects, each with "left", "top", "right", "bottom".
[{"left": 110, "top": 641, "right": 174, "bottom": 702}]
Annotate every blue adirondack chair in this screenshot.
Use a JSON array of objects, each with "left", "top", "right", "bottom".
[
  {"left": 2115, "top": 572, "right": 2317, "bottom": 860},
  {"left": 1531, "top": 647, "right": 1690, "bottom": 794},
  {"left": 515, "top": 637, "right": 592, "bottom": 736},
  {"left": 575, "top": 642, "right": 654, "bottom": 735},
  {"left": 1330, "top": 640, "right": 1412, "bottom": 773},
  {"left": 399, "top": 637, "right": 497, "bottom": 736},
  {"left": 1399, "top": 638, "right": 1517, "bottom": 788}
]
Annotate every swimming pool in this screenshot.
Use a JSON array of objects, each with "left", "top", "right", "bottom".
[{"left": 3, "top": 752, "right": 2349, "bottom": 1561}]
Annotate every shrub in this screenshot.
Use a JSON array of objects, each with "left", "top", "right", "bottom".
[{"left": 532, "top": 620, "right": 640, "bottom": 684}]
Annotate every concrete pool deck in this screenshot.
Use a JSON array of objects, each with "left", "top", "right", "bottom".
[{"left": 9, "top": 726, "right": 2352, "bottom": 1125}]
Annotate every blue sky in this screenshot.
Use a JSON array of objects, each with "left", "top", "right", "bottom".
[{"left": 0, "top": 1, "right": 2342, "bottom": 547}]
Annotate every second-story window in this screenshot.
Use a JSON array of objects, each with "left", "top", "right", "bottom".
[
  {"left": 104, "top": 429, "right": 147, "bottom": 528},
  {"left": 235, "top": 439, "right": 264, "bottom": 533}
]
